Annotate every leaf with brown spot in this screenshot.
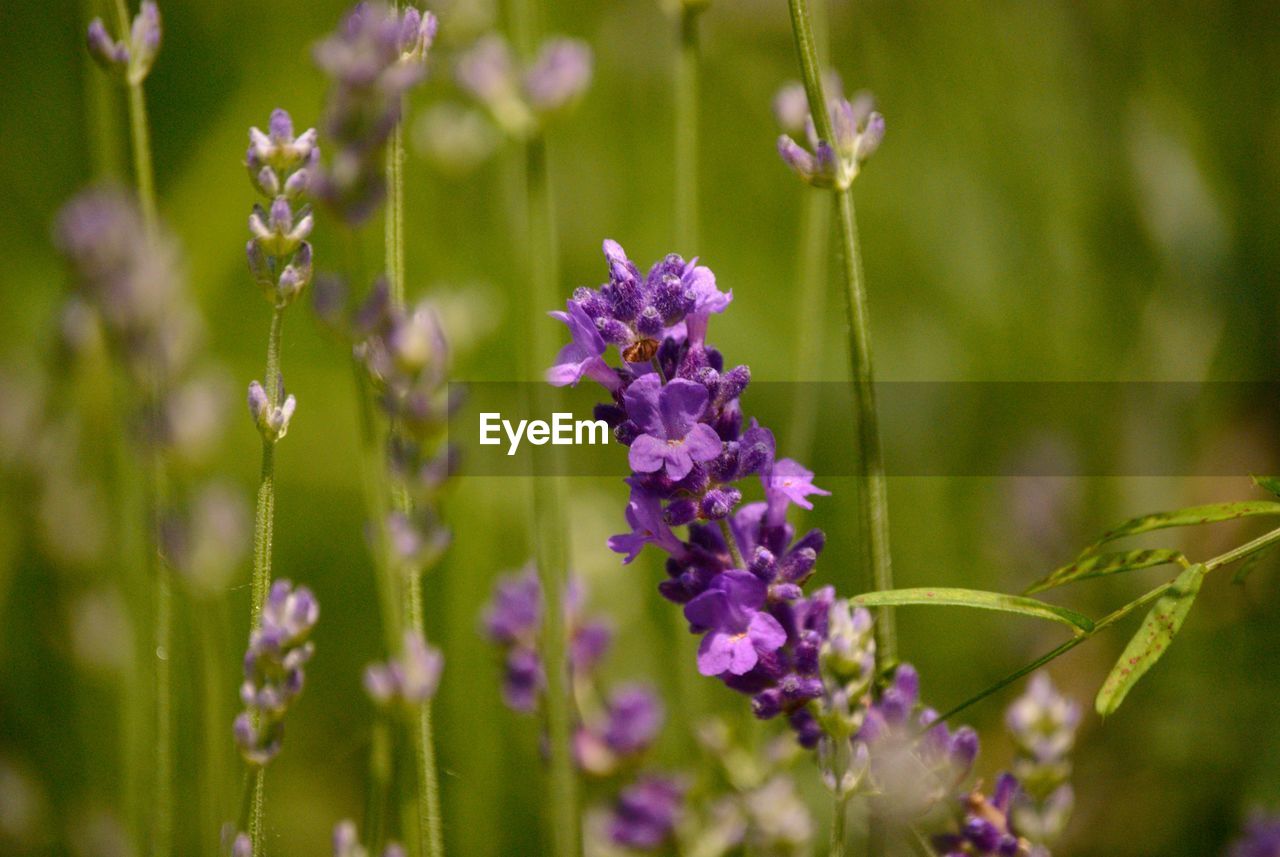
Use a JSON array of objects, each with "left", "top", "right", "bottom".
[
  {"left": 1026, "top": 548, "right": 1187, "bottom": 594},
  {"left": 1095, "top": 564, "right": 1207, "bottom": 716},
  {"left": 1079, "top": 502, "right": 1280, "bottom": 557}
]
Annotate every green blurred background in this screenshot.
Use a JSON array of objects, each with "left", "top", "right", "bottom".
[{"left": 3, "top": 0, "right": 1280, "bottom": 855}]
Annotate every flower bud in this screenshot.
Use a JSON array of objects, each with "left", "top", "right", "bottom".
[
  {"left": 87, "top": 19, "right": 129, "bottom": 72},
  {"left": 126, "top": 1, "right": 162, "bottom": 85}
]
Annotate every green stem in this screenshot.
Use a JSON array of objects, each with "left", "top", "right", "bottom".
[
  {"left": 833, "top": 188, "right": 894, "bottom": 659},
  {"left": 786, "top": 191, "right": 832, "bottom": 461},
  {"left": 525, "top": 133, "right": 580, "bottom": 857},
  {"left": 387, "top": 98, "right": 407, "bottom": 305},
  {"left": 828, "top": 795, "right": 849, "bottom": 857},
  {"left": 674, "top": 6, "right": 702, "bottom": 249},
  {"left": 247, "top": 304, "right": 285, "bottom": 856},
  {"left": 114, "top": 0, "right": 157, "bottom": 227},
  {"left": 365, "top": 714, "right": 393, "bottom": 851}
]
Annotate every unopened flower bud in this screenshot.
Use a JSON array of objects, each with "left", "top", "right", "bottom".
[
  {"left": 127, "top": 1, "right": 162, "bottom": 85},
  {"left": 87, "top": 19, "right": 129, "bottom": 72}
]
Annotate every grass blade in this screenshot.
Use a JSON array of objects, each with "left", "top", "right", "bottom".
[{"left": 850, "top": 588, "right": 1094, "bottom": 633}]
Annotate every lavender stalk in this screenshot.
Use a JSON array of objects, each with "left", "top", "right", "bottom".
[
  {"left": 782, "top": 0, "right": 894, "bottom": 665},
  {"left": 84, "top": 3, "right": 167, "bottom": 851},
  {"left": 240, "top": 108, "right": 316, "bottom": 857}
]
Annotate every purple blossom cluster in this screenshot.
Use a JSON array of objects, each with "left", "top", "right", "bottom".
[
  {"left": 313, "top": 2, "right": 438, "bottom": 225},
  {"left": 481, "top": 567, "right": 658, "bottom": 772},
  {"left": 456, "top": 34, "right": 592, "bottom": 138},
  {"left": 857, "top": 665, "right": 980, "bottom": 821},
  {"left": 775, "top": 81, "right": 884, "bottom": 190},
  {"left": 482, "top": 568, "right": 677, "bottom": 849},
  {"left": 364, "top": 629, "right": 444, "bottom": 708},
  {"left": 86, "top": 0, "right": 161, "bottom": 85},
  {"left": 607, "top": 776, "right": 685, "bottom": 851},
  {"left": 332, "top": 819, "right": 406, "bottom": 857},
  {"left": 1231, "top": 814, "right": 1280, "bottom": 857},
  {"left": 234, "top": 580, "right": 319, "bottom": 766},
  {"left": 932, "top": 775, "right": 1048, "bottom": 857},
  {"left": 1005, "top": 673, "right": 1079, "bottom": 846},
  {"left": 547, "top": 239, "right": 839, "bottom": 746},
  {"left": 246, "top": 109, "right": 317, "bottom": 311},
  {"left": 316, "top": 279, "right": 455, "bottom": 571}
]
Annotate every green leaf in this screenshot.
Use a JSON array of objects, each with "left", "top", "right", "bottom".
[
  {"left": 1080, "top": 501, "right": 1280, "bottom": 557},
  {"left": 1027, "top": 548, "right": 1187, "bottom": 594},
  {"left": 1095, "top": 564, "right": 1207, "bottom": 716},
  {"left": 1232, "top": 544, "right": 1276, "bottom": 584},
  {"left": 850, "top": 588, "right": 1094, "bottom": 633},
  {"left": 1252, "top": 475, "right": 1280, "bottom": 500}
]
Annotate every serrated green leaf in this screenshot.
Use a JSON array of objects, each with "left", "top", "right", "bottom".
[
  {"left": 850, "top": 588, "right": 1094, "bottom": 633},
  {"left": 1252, "top": 475, "right": 1280, "bottom": 499},
  {"left": 1027, "top": 548, "right": 1187, "bottom": 594},
  {"left": 1095, "top": 564, "right": 1207, "bottom": 716},
  {"left": 1080, "top": 502, "right": 1280, "bottom": 557}
]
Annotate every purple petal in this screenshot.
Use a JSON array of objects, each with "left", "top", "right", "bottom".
[
  {"left": 658, "top": 379, "right": 708, "bottom": 439},
  {"left": 746, "top": 611, "right": 787, "bottom": 653},
  {"left": 628, "top": 434, "right": 668, "bottom": 474},
  {"left": 684, "top": 589, "right": 728, "bottom": 633},
  {"left": 683, "top": 422, "right": 724, "bottom": 463},
  {"left": 622, "top": 373, "right": 664, "bottom": 437}
]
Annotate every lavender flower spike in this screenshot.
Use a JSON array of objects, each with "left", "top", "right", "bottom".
[
  {"left": 608, "top": 776, "right": 684, "bottom": 851},
  {"left": 86, "top": 1, "right": 162, "bottom": 84},
  {"left": 1231, "top": 813, "right": 1280, "bottom": 857},
  {"left": 624, "top": 374, "right": 724, "bottom": 481},
  {"left": 776, "top": 83, "right": 884, "bottom": 189},
  {"left": 364, "top": 629, "right": 444, "bottom": 708}
]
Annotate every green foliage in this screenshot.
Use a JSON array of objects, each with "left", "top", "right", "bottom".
[
  {"left": 1095, "top": 564, "right": 1207, "bottom": 716},
  {"left": 1079, "top": 502, "right": 1280, "bottom": 556},
  {"left": 1027, "top": 548, "right": 1187, "bottom": 594},
  {"left": 850, "top": 587, "right": 1094, "bottom": 633},
  {"left": 1251, "top": 475, "right": 1280, "bottom": 499}
]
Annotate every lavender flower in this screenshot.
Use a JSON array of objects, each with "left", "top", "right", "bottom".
[
  {"left": 234, "top": 580, "right": 319, "bottom": 766},
  {"left": 54, "top": 188, "right": 192, "bottom": 383},
  {"left": 551, "top": 239, "right": 839, "bottom": 747},
  {"left": 245, "top": 108, "right": 316, "bottom": 309},
  {"left": 607, "top": 776, "right": 684, "bottom": 851},
  {"left": 313, "top": 2, "right": 438, "bottom": 225},
  {"left": 86, "top": 0, "right": 161, "bottom": 85},
  {"left": 365, "top": 630, "right": 444, "bottom": 708},
  {"left": 576, "top": 684, "right": 664, "bottom": 776},
  {"left": 332, "top": 820, "right": 406, "bottom": 857},
  {"left": 1005, "top": 673, "right": 1079, "bottom": 846},
  {"left": 776, "top": 84, "right": 883, "bottom": 190},
  {"left": 856, "top": 664, "right": 979, "bottom": 821},
  {"left": 932, "top": 774, "right": 1048, "bottom": 857},
  {"left": 1231, "top": 813, "right": 1280, "bottom": 857},
  {"left": 481, "top": 566, "right": 614, "bottom": 715},
  {"left": 456, "top": 34, "right": 592, "bottom": 139}
]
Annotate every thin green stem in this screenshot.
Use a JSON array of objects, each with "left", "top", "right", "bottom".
[
  {"left": 387, "top": 97, "right": 407, "bottom": 305},
  {"left": 247, "top": 303, "right": 285, "bottom": 856},
  {"left": 932, "top": 582, "right": 1174, "bottom": 727},
  {"left": 113, "top": 0, "right": 157, "bottom": 227},
  {"left": 833, "top": 188, "right": 894, "bottom": 659},
  {"left": 674, "top": 7, "right": 702, "bottom": 249},
  {"left": 525, "top": 133, "right": 580, "bottom": 857},
  {"left": 365, "top": 714, "right": 393, "bottom": 851},
  {"left": 828, "top": 794, "right": 849, "bottom": 857},
  {"left": 718, "top": 518, "right": 744, "bottom": 569},
  {"left": 1205, "top": 524, "right": 1280, "bottom": 572},
  {"left": 786, "top": 191, "right": 832, "bottom": 461}
]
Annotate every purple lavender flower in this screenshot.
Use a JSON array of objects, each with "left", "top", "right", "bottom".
[
  {"left": 576, "top": 684, "right": 664, "bottom": 775},
  {"left": 481, "top": 567, "right": 618, "bottom": 714},
  {"left": 608, "top": 776, "right": 684, "bottom": 850},
  {"left": 547, "top": 300, "right": 618, "bottom": 390},
  {"left": 456, "top": 33, "right": 593, "bottom": 138},
  {"left": 685, "top": 570, "right": 787, "bottom": 676},
  {"left": 1231, "top": 813, "right": 1280, "bottom": 857},
  {"left": 933, "top": 774, "right": 1048, "bottom": 857},
  {"left": 547, "top": 240, "right": 836, "bottom": 746},
  {"left": 625, "top": 375, "right": 724, "bottom": 481},
  {"left": 235, "top": 580, "right": 318, "bottom": 766},
  {"left": 609, "top": 483, "right": 688, "bottom": 563},
  {"left": 86, "top": 1, "right": 161, "bottom": 84},
  {"left": 1006, "top": 673, "right": 1079, "bottom": 846},
  {"left": 332, "top": 820, "right": 406, "bottom": 857},
  {"left": 776, "top": 84, "right": 883, "bottom": 189},
  {"left": 524, "top": 39, "right": 593, "bottom": 113},
  {"left": 364, "top": 630, "right": 444, "bottom": 707},
  {"left": 313, "top": 2, "right": 436, "bottom": 225},
  {"left": 857, "top": 664, "right": 979, "bottom": 821}
]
